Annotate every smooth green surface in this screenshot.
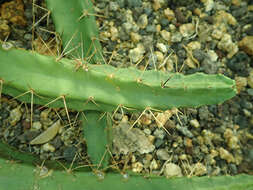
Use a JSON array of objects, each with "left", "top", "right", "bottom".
[
  {"left": 45, "top": 0, "right": 103, "bottom": 62},
  {"left": 82, "top": 111, "right": 111, "bottom": 169},
  {"left": 0, "top": 46, "right": 236, "bottom": 112}
]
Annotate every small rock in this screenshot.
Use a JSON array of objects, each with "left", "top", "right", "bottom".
[
  {"left": 156, "top": 149, "right": 170, "bottom": 160},
  {"left": 137, "top": 14, "right": 148, "bottom": 29},
  {"left": 160, "top": 30, "right": 171, "bottom": 41},
  {"left": 9, "top": 107, "right": 22, "bottom": 126},
  {"left": 155, "top": 51, "right": 164, "bottom": 62},
  {"left": 238, "top": 36, "right": 253, "bottom": 56},
  {"left": 217, "top": 33, "right": 238, "bottom": 58},
  {"left": 63, "top": 146, "right": 77, "bottom": 162},
  {"left": 153, "top": 129, "right": 165, "bottom": 139},
  {"left": 143, "top": 128, "right": 151, "bottom": 135},
  {"left": 126, "top": 0, "right": 142, "bottom": 8},
  {"left": 0, "top": 18, "right": 10, "bottom": 40},
  {"left": 192, "top": 162, "right": 207, "bottom": 176},
  {"left": 171, "top": 32, "right": 182, "bottom": 43},
  {"left": 128, "top": 44, "right": 145, "bottom": 63},
  {"left": 109, "top": 1, "right": 119, "bottom": 11},
  {"left": 235, "top": 76, "right": 247, "bottom": 93},
  {"left": 42, "top": 143, "right": 55, "bottom": 152},
  {"left": 179, "top": 23, "right": 195, "bottom": 38},
  {"left": 163, "top": 163, "right": 182, "bottom": 178},
  {"left": 187, "top": 41, "right": 201, "bottom": 51},
  {"left": 139, "top": 113, "right": 151, "bottom": 125},
  {"left": 110, "top": 26, "right": 119, "bottom": 41},
  {"left": 132, "top": 162, "right": 143, "bottom": 173},
  {"left": 214, "top": 10, "right": 237, "bottom": 27},
  {"left": 152, "top": 0, "right": 161, "bottom": 10},
  {"left": 207, "top": 50, "right": 218, "bottom": 62},
  {"left": 211, "top": 29, "right": 223, "bottom": 40},
  {"left": 32, "top": 121, "right": 42, "bottom": 130},
  {"left": 130, "top": 32, "right": 141, "bottom": 43},
  {"left": 164, "top": 8, "right": 175, "bottom": 21},
  {"left": 156, "top": 43, "right": 167, "bottom": 53},
  {"left": 150, "top": 159, "right": 159, "bottom": 170},
  {"left": 190, "top": 119, "right": 200, "bottom": 128},
  {"left": 112, "top": 122, "right": 155, "bottom": 154},
  {"left": 201, "top": 0, "right": 214, "bottom": 12},
  {"left": 248, "top": 70, "right": 253, "bottom": 88},
  {"left": 176, "top": 124, "right": 193, "bottom": 138},
  {"left": 219, "top": 147, "right": 235, "bottom": 163}
]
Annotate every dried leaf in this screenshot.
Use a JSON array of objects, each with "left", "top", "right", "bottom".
[{"left": 30, "top": 120, "right": 61, "bottom": 145}]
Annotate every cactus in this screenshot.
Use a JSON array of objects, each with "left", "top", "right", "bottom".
[
  {"left": 1, "top": 141, "right": 253, "bottom": 190},
  {"left": 0, "top": 0, "right": 252, "bottom": 189}
]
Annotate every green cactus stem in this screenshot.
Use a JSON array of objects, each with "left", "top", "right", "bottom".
[
  {"left": 81, "top": 111, "right": 112, "bottom": 169},
  {"left": 0, "top": 143, "right": 253, "bottom": 190},
  {"left": 45, "top": 0, "right": 103, "bottom": 63},
  {"left": 0, "top": 45, "right": 236, "bottom": 113}
]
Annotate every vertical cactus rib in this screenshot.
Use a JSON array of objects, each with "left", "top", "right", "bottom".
[
  {"left": 45, "top": 0, "right": 103, "bottom": 63},
  {"left": 0, "top": 46, "right": 237, "bottom": 112},
  {"left": 81, "top": 111, "right": 112, "bottom": 169}
]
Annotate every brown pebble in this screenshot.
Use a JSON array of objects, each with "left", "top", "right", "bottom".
[{"left": 238, "top": 36, "right": 253, "bottom": 56}]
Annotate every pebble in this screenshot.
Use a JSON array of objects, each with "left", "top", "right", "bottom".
[
  {"left": 163, "top": 163, "right": 182, "bottom": 178},
  {"left": 150, "top": 159, "right": 159, "bottom": 170},
  {"left": 63, "top": 146, "right": 78, "bottom": 162},
  {"left": 179, "top": 23, "right": 195, "bottom": 38},
  {"left": 211, "top": 29, "right": 223, "bottom": 40},
  {"left": 112, "top": 122, "right": 155, "bottom": 154},
  {"left": 192, "top": 162, "right": 207, "bottom": 176},
  {"left": 128, "top": 44, "right": 145, "bottom": 63},
  {"left": 190, "top": 119, "right": 200, "bottom": 128},
  {"left": 217, "top": 33, "right": 238, "bottom": 58},
  {"left": 201, "top": 0, "right": 214, "bottom": 12},
  {"left": 42, "top": 143, "right": 55, "bottom": 152},
  {"left": 32, "top": 121, "right": 42, "bottom": 130},
  {"left": 126, "top": 0, "right": 142, "bottom": 8},
  {"left": 109, "top": 1, "right": 119, "bottom": 11},
  {"left": 187, "top": 41, "right": 201, "bottom": 51},
  {"left": 164, "top": 8, "right": 175, "bottom": 21},
  {"left": 219, "top": 147, "right": 235, "bottom": 163},
  {"left": 110, "top": 26, "right": 119, "bottom": 41},
  {"left": 0, "top": 18, "right": 10, "bottom": 40},
  {"left": 160, "top": 30, "right": 171, "bottom": 42},
  {"left": 153, "top": 129, "right": 165, "bottom": 139},
  {"left": 156, "top": 43, "right": 167, "bottom": 53},
  {"left": 9, "top": 107, "right": 22, "bottom": 126},
  {"left": 137, "top": 14, "right": 148, "bottom": 29},
  {"left": 247, "top": 70, "right": 253, "bottom": 88},
  {"left": 176, "top": 125, "right": 193, "bottom": 138},
  {"left": 171, "top": 32, "right": 182, "bottom": 43},
  {"left": 155, "top": 51, "right": 164, "bottom": 62},
  {"left": 207, "top": 50, "right": 218, "bottom": 62},
  {"left": 238, "top": 36, "right": 253, "bottom": 56},
  {"left": 235, "top": 76, "right": 247, "bottom": 93},
  {"left": 132, "top": 162, "right": 143, "bottom": 173},
  {"left": 130, "top": 32, "right": 141, "bottom": 43}
]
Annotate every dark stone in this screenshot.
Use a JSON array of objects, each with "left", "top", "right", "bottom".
[
  {"left": 227, "top": 52, "right": 250, "bottom": 76},
  {"left": 193, "top": 49, "right": 206, "bottom": 62},
  {"left": 154, "top": 139, "right": 164, "bottom": 148},
  {"left": 63, "top": 146, "right": 78, "bottom": 162},
  {"left": 126, "top": 0, "right": 142, "bottom": 8},
  {"left": 160, "top": 18, "right": 170, "bottom": 27},
  {"left": 202, "top": 59, "right": 218, "bottom": 74}
]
